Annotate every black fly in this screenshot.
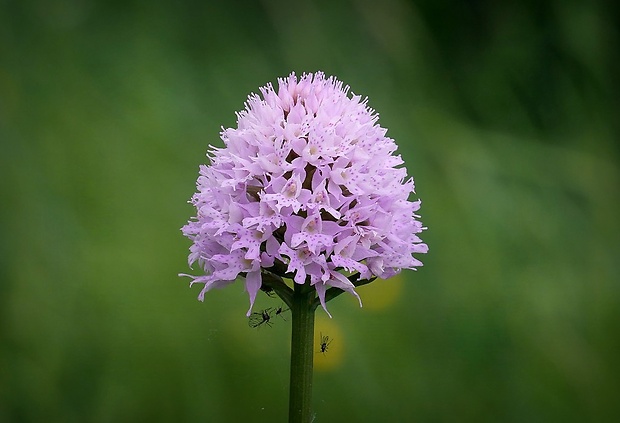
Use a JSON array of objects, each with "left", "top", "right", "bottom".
[
  {"left": 248, "top": 308, "right": 274, "bottom": 328},
  {"left": 318, "top": 332, "right": 332, "bottom": 354}
]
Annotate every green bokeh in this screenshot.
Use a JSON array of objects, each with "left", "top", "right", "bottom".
[{"left": 1, "top": 0, "right": 618, "bottom": 421}]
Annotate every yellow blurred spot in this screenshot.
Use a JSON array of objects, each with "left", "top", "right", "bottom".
[
  {"left": 358, "top": 274, "right": 404, "bottom": 311},
  {"left": 314, "top": 314, "right": 343, "bottom": 372}
]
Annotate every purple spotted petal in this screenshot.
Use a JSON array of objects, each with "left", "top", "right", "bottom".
[{"left": 181, "top": 72, "right": 427, "bottom": 315}]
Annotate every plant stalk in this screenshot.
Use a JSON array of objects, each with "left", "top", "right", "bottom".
[{"left": 288, "top": 282, "right": 316, "bottom": 423}]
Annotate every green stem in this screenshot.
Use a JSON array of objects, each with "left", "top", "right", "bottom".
[
  {"left": 261, "top": 270, "right": 294, "bottom": 309},
  {"left": 288, "top": 282, "right": 316, "bottom": 423}
]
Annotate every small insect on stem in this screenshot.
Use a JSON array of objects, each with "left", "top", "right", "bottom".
[
  {"left": 318, "top": 332, "right": 332, "bottom": 355},
  {"left": 273, "top": 304, "right": 289, "bottom": 321},
  {"left": 248, "top": 308, "right": 274, "bottom": 328}
]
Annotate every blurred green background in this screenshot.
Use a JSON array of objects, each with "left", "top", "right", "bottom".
[{"left": 1, "top": 0, "right": 619, "bottom": 421}]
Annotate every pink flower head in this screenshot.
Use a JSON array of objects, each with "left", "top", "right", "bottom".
[{"left": 181, "top": 72, "right": 427, "bottom": 316}]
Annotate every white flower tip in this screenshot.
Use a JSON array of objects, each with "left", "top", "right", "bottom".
[{"left": 323, "top": 307, "right": 333, "bottom": 319}]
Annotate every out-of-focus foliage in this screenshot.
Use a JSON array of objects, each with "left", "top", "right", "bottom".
[{"left": 1, "top": 0, "right": 618, "bottom": 422}]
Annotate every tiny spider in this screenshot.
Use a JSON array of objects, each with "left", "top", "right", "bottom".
[
  {"left": 248, "top": 308, "right": 273, "bottom": 328},
  {"left": 318, "top": 332, "right": 332, "bottom": 355}
]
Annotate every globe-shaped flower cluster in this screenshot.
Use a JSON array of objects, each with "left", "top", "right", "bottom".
[{"left": 181, "top": 72, "right": 427, "bottom": 315}]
